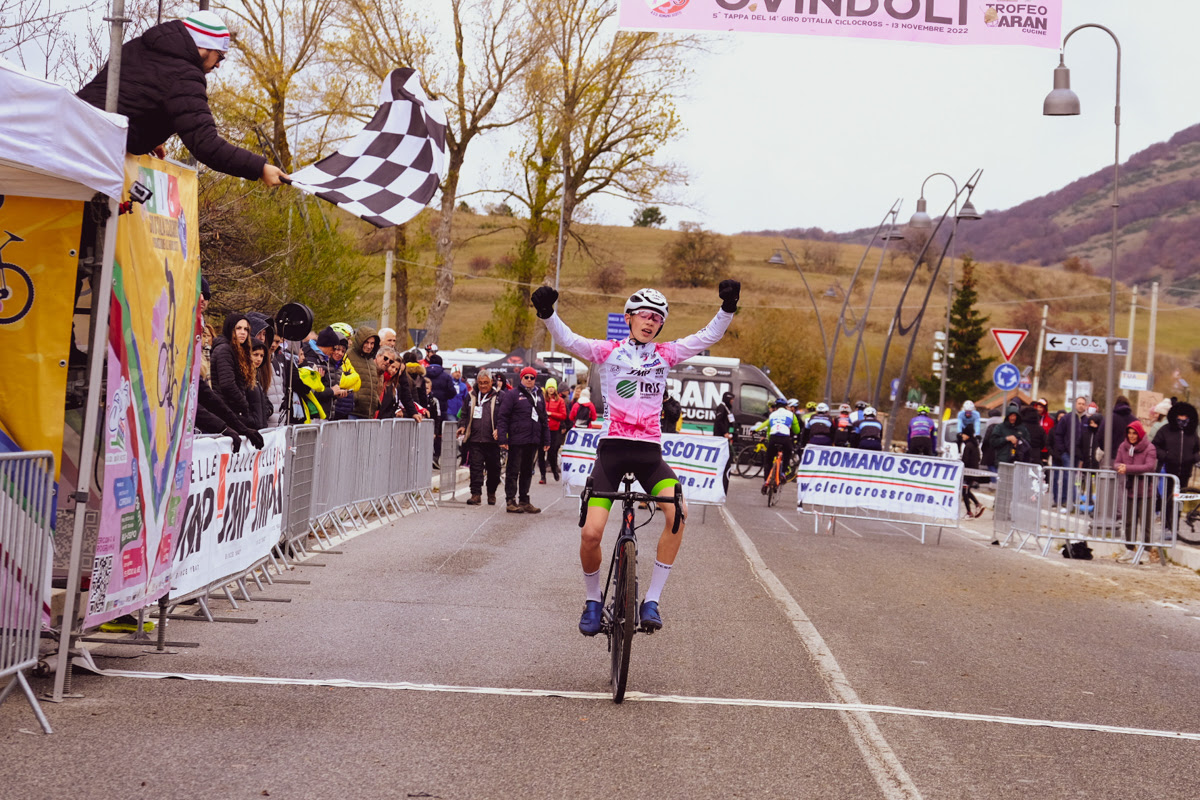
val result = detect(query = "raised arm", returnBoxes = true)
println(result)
[658,280,740,365]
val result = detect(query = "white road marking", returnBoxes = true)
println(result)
[775,512,799,532]
[85,666,1200,741]
[721,507,924,800]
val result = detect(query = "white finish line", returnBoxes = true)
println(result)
[85,666,1200,741]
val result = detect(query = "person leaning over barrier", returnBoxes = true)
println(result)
[377,347,418,420]
[458,370,503,506]
[77,10,288,186]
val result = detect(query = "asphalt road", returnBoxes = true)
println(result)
[5,474,1200,799]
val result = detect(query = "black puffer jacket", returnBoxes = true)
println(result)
[77,20,266,180]
[497,387,550,447]
[1153,402,1199,480]
[209,315,252,423]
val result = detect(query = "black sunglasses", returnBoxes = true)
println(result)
[383,357,398,366]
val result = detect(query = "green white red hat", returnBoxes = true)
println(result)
[183,10,230,51]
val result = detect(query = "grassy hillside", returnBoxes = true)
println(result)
[352,213,1200,408]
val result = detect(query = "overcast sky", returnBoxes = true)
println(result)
[466,1,1200,236]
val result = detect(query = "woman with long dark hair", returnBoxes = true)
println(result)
[210,313,254,425]
[246,340,271,429]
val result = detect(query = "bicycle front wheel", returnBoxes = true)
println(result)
[610,538,637,703]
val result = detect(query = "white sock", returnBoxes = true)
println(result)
[644,560,672,604]
[584,568,602,602]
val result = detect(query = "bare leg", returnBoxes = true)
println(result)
[655,496,688,565]
[580,505,611,574]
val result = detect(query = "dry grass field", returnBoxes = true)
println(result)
[352,212,1200,406]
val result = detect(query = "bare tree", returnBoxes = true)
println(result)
[538,1,697,275]
[217,0,343,172]
[334,0,545,344]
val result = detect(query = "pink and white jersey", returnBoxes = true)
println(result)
[543,310,734,443]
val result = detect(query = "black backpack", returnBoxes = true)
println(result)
[575,404,593,428]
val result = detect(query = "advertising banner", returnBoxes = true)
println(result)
[171,430,287,598]
[796,444,962,520]
[561,426,730,504]
[0,195,83,480]
[86,155,200,627]
[619,0,1061,49]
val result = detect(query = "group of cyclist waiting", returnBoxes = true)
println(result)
[750,398,886,493]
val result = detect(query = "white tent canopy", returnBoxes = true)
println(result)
[0,57,127,201]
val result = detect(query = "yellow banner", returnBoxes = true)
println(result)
[0,194,83,477]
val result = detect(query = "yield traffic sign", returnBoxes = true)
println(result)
[991,328,1028,362]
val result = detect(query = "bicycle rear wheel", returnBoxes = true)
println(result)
[734,444,763,478]
[610,538,637,703]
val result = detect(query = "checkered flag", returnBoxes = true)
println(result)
[288,68,446,228]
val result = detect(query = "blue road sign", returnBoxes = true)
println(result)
[993,362,1021,391]
[607,313,630,339]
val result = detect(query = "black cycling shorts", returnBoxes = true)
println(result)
[587,439,678,510]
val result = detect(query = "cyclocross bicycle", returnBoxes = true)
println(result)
[764,452,784,507]
[579,474,684,703]
[732,433,767,478]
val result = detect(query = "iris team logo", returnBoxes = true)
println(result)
[646,0,690,18]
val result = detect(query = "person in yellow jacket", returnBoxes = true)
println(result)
[328,333,362,420]
[296,365,328,423]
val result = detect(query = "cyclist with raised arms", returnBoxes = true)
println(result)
[531,281,741,635]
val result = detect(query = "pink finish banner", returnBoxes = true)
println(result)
[620,1,1061,48]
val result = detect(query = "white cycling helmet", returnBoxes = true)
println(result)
[839,403,851,414]
[864,406,877,416]
[787,398,799,408]
[816,402,829,413]
[962,400,975,412]
[625,288,669,321]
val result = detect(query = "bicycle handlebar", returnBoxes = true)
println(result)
[581,482,686,534]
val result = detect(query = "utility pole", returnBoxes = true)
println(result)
[381,251,393,330]
[1031,303,1048,401]
[1124,286,1137,372]
[1146,281,1159,390]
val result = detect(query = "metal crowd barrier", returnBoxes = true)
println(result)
[0,451,54,734]
[994,462,1179,564]
[438,420,460,500]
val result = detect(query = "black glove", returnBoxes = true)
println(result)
[245,428,265,450]
[531,286,559,319]
[718,279,741,313]
[224,427,242,453]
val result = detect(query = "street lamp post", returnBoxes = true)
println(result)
[908,174,982,418]
[1044,23,1121,468]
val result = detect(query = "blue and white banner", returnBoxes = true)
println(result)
[796,445,962,521]
[561,426,729,504]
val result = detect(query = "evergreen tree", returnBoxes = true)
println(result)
[918,256,990,405]
[945,256,991,404]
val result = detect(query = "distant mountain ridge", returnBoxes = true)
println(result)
[748,122,1200,295]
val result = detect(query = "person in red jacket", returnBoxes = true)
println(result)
[539,378,568,483]
[1114,420,1158,562]
[569,387,598,429]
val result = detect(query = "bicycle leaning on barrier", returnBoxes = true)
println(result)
[579,474,684,703]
